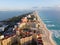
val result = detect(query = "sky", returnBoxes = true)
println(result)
[0,0,60,10]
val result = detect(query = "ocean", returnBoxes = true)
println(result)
[0,10,60,45]
[39,10,60,45]
[0,10,32,21]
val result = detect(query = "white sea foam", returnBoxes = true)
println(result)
[47,24,55,27]
[44,21,52,23]
[51,30,60,38]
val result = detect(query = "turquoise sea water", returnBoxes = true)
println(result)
[39,10,60,45]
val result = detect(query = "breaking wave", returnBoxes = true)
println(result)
[44,21,52,23]
[47,24,55,27]
[51,30,60,38]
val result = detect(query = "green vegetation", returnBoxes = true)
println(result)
[0,12,32,24]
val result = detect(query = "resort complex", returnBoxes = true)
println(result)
[0,11,56,45]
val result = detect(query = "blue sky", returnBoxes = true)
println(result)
[0,0,60,10]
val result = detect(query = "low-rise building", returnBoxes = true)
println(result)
[0,25,8,32]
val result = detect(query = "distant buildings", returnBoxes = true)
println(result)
[0,25,8,32]
[0,35,4,39]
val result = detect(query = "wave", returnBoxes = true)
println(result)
[44,20,52,23]
[47,24,55,27]
[51,30,60,38]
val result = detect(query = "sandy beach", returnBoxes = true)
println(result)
[48,30,57,45]
[34,11,57,45]
[41,21,56,45]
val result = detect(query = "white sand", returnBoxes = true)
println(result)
[48,30,57,45]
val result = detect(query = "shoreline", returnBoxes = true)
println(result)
[35,11,56,45]
[42,22,56,45]
[48,30,57,45]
